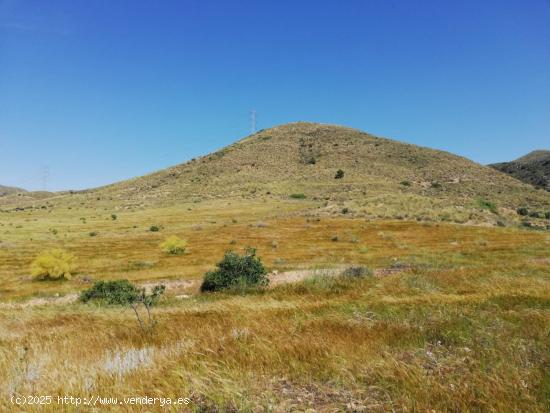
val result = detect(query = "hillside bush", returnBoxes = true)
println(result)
[149,225,160,232]
[200,248,268,292]
[517,207,529,216]
[290,193,306,199]
[30,249,77,280]
[160,235,187,255]
[400,180,411,187]
[335,169,345,179]
[477,199,497,214]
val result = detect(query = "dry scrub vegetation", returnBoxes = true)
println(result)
[0,195,549,412]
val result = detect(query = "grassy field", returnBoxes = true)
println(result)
[1,198,549,411]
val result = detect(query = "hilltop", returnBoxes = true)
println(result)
[2,122,549,224]
[490,150,550,191]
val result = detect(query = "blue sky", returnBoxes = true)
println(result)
[1,0,549,191]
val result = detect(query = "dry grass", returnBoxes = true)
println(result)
[0,195,549,411]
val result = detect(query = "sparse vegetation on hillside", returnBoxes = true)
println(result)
[4,123,547,225]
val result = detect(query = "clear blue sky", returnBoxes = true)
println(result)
[1,0,549,191]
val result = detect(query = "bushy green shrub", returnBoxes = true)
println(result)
[31,249,77,280]
[400,180,411,187]
[477,199,497,214]
[289,193,306,199]
[200,248,268,292]
[80,280,140,305]
[545,212,550,220]
[159,235,187,255]
[111,214,117,220]
[335,169,345,179]
[149,225,160,232]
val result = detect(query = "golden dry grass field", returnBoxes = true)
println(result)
[1,196,550,412]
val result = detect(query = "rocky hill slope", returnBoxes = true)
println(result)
[490,150,550,191]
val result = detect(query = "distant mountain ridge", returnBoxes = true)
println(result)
[489,150,550,192]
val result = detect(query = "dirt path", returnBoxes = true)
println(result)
[0,266,408,309]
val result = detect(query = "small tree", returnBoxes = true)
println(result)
[30,249,77,280]
[200,248,268,292]
[160,236,187,255]
[335,169,345,179]
[80,280,165,335]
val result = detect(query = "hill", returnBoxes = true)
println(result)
[0,184,26,197]
[2,122,549,224]
[489,150,550,191]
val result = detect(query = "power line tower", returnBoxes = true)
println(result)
[250,110,257,133]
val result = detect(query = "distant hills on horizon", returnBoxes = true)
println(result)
[489,150,550,192]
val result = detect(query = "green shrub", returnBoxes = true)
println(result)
[477,199,497,214]
[80,280,139,305]
[289,193,306,199]
[149,225,160,232]
[430,181,442,189]
[30,249,77,280]
[400,180,411,187]
[341,207,349,214]
[89,231,98,237]
[517,207,529,216]
[200,248,268,292]
[335,169,345,179]
[111,214,117,221]
[529,211,541,218]
[545,212,550,220]
[160,235,187,255]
